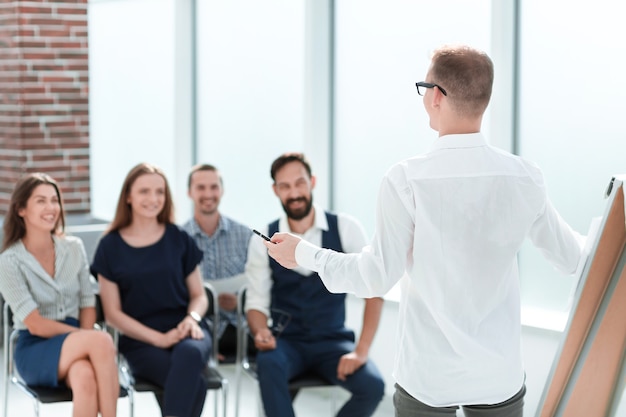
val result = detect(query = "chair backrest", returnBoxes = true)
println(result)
[203,282,220,365]
[236,286,248,366]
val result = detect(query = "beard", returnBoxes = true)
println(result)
[282,195,313,221]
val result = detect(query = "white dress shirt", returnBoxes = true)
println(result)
[245,205,368,317]
[296,133,585,407]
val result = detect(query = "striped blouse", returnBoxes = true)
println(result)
[0,235,96,330]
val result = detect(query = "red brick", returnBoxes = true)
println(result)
[16,40,47,48]
[39,28,72,37]
[20,86,47,94]
[64,20,87,28]
[44,120,75,128]
[25,18,67,26]
[23,96,55,105]
[57,8,87,15]
[57,51,87,59]
[23,52,57,60]
[32,63,66,71]
[40,75,74,83]
[17,6,53,14]
[48,40,82,49]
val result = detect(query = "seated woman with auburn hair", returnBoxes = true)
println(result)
[0,173,119,417]
[91,162,212,417]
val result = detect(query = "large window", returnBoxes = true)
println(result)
[195,0,307,229]
[518,0,626,324]
[334,0,493,236]
[333,0,494,299]
[89,0,178,221]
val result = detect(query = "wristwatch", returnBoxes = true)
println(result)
[188,311,202,323]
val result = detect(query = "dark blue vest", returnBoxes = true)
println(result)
[268,212,351,341]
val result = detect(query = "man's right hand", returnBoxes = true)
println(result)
[253,327,276,351]
[218,293,238,311]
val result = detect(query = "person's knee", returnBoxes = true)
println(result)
[172,341,207,370]
[351,367,385,401]
[369,375,385,400]
[87,330,117,360]
[68,361,97,396]
[256,351,291,384]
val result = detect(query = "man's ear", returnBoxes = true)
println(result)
[272,183,279,197]
[432,87,444,108]
[310,175,316,190]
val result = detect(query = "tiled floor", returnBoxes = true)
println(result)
[0,358,395,417]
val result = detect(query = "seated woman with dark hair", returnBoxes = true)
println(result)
[0,172,119,417]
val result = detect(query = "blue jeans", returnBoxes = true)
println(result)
[256,337,384,417]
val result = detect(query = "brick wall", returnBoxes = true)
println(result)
[0,0,90,215]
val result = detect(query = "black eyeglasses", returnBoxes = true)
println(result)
[415,81,447,96]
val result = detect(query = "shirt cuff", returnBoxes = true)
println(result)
[295,239,322,272]
[80,294,96,309]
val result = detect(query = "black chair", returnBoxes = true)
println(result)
[113,282,228,417]
[235,286,337,417]
[2,299,130,417]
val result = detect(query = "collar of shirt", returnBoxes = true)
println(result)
[276,204,327,274]
[277,204,328,236]
[16,235,66,282]
[430,132,487,152]
[188,214,230,239]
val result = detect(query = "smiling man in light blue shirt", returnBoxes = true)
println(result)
[183,163,252,360]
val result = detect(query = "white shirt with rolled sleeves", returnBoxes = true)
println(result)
[295,133,586,407]
[244,205,369,317]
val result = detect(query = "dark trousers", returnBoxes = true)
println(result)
[393,383,526,417]
[256,337,385,417]
[124,329,212,417]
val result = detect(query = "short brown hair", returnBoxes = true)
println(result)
[107,163,175,233]
[187,163,222,189]
[2,173,66,252]
[270,153,312,182]
[429,45,494,118]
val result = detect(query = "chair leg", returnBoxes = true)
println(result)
[221,380,229,417]
[214,389,218,417]
[128,388,135,417]
[256,389,265,417]
[2,372,8,417]
[126,387,135,417]
[33,398,40,417]
[234,368,241,417]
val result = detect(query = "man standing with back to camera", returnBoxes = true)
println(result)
[245,152,385,417]
[264,45,586,417]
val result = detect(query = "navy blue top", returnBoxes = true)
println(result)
[91,224,203,351]
[268,212,352,342]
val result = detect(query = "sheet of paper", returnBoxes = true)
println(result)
[209,273,247,294]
